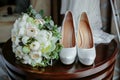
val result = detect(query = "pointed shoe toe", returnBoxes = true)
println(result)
[77,12,96,66]
[59,11,76,65]
[60,47,76,65]
[78,47,96,66]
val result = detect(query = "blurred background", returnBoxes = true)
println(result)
[0,0,119,80]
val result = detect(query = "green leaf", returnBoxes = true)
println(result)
[38,24,43,30]
[27,38,36,44]
[39,10,44,17]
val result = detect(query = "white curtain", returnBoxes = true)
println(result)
[61,0,102,30]
[60,0,114,44]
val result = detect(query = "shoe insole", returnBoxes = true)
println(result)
[78,20,93,48]
[62,14,75,48]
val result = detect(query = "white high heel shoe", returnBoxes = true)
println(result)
[77,12,96,66]
[59,11,76,65]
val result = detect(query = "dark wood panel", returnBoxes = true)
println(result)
[50,0,62,26]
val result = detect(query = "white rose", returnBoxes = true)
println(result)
[30,51,42,59]
[26,26,38,37]
[23,54,32,64]
[22,14,29,21]
[44,41,50,48]
[34,19,44,25]
[12,43,17,53]
[12,23,19,36]
[15,37,20,45]
[13,19,19,29]
[39,30,47,37]
[38,19,45,25]
[34,58,42,63]
[18,21,26,28]
[15,46,23,58]
[11,35,16,42]
[22,36,29,44]
[30,41,40,51]
[51,37,58,43]
[47,31,52,39]
[18,27,25,36]
[36,36,47,44]
[36,30,50,42]
[11,29,17,36]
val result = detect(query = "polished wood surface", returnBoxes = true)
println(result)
[5,60,115,80]
[2,39,118,80]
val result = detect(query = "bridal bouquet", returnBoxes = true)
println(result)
[11,7,62,67]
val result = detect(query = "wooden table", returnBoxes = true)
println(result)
[2,39,118,80]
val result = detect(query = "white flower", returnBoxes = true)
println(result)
[15,46,23,58]
[47,31,52,39]
[18,21,26,28]
[42,30,52,38]
[44,41,50,48]
[30,41,40,51]
[11,25,19,37]
[26,26,38,37]
[38,19,45,25]
[51,37,58,43]
[23,54,32,64]
[22,36,29,44]
[18,27,25,36]
[13,19,19,29]
[41,41,52,53]
[29,51,42,59]
[35,30,52,43]
[34,58,42,64]
[11,35,16,42]
[36,35,47,43]
[22,14,29,21]
[15,36,20,45]
[15,17,26,29]
[12,43,17,52]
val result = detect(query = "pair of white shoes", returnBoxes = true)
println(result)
[59,11,96,66]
